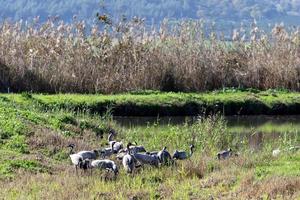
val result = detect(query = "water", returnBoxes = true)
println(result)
[114,115,300,129]
[114,115,300,150]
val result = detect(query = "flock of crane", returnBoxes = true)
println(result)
[68,130,234,176]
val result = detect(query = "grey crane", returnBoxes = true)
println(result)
[109,141,123,153]
[133,153,159,167]
[146,151,159,156]
[99,147,114,158]
[69,153,84,174]
[123,142,158,167]
[117,142,145,160]
[69,153,91,174]
[107,130,123,153]
[122,154,135,173]
[122,143,136,173]
[107,130,115,142]
[77,150,99,160]
[91,159,119,175]
[173,145,195,160]
[116,149,127,160]
[67,144,99,160]
[67,144,75,154]
[157,147,172,165]
[217,148,232,160]
[79,159,91,174]
[99,141,118,158]
[127,142,146,153]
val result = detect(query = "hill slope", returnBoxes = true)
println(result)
[1,0,300,27]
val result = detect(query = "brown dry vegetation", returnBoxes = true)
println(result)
[1,151,299,200]
[237,174,300,199]
[1,18,300,93]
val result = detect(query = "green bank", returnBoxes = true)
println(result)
[0,92,299,199]
[2,89,300,116]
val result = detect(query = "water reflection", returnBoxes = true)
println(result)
[114,115,300,149]
[248,131,263,150]
[114,115,300,128]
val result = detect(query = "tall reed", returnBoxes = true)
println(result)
[1,18,300,93]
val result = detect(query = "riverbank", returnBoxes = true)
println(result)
[0,94,299,199]
[2,89,300,116]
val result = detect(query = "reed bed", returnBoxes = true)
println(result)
[0,18,300,93]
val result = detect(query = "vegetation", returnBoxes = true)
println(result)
[2,89,300,116]
[0,94,299,199]
[1,17,300,93]
[1,2,299,198]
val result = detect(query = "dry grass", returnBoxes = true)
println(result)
[1,18,300,93]
[0,152,299,200]
[237,174,300,199]
[28,126,96,153]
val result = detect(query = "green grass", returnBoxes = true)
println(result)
[0,158,46,177]
[255,153,300,179]
[0,92,299,199]
[0,96,111,177]
[2,89,300,116]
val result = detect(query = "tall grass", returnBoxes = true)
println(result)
[0,18,300,93]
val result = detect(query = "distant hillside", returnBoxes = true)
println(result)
[1,0,300,28]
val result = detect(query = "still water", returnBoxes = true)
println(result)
[114,115,300,149]
[114,115,300,128]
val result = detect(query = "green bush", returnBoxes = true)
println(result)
[0,104,27,139]
[0,159,46,177]
[4,135,29,154]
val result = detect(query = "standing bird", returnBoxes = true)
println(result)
[217,148,233,160]
[107,130,123,153]
[69,154,91,174]
[69,153,84,174]
[122,144,136,174]
[122,154,135,173]
[67,144,76,154]
[157,146,172,165]
[126,142,158,167]
[91,159,119,175]
[107,130,116,142]
[68,144,93,175]
[173,145,195,160]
